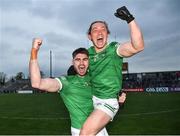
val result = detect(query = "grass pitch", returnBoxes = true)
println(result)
[0,92,179,135]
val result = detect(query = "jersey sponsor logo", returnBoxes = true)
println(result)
[83,81,90,87]
[92,52,106,62]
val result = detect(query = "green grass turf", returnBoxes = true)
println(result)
[107,92,180,135]
[0,92,179,135]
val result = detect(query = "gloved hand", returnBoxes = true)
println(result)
[114,6,134,24]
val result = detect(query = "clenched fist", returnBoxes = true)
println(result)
[31,38,42,60]
[119,92,126,103]
[32,38,42,50]
[114,6,134,24]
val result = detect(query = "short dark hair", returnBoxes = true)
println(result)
[72,47,89,59]
[68,48,89,75]
[67,65,76,75]
[87,20,110,35]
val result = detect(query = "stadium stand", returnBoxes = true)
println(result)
[122,71,180,88]
[0,79,44,93]
[0,71,179,93]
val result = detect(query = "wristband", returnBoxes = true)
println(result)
[30,48,38,60]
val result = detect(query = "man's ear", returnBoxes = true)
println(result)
[88,34,92,41]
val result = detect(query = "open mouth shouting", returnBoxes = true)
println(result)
[78,65,87,75]
[95,36,105,49]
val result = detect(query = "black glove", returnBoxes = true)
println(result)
[114,6,134,24]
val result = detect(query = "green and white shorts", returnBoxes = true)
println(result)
[92,96,119,120]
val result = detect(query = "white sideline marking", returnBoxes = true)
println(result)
[120,109,180,117]
[0,116,69,120]
[0,109,179,120]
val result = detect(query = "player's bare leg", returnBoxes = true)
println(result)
[80,109,111,135]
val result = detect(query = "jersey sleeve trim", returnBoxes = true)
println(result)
[116,43,123,57]
[55,78,63,92]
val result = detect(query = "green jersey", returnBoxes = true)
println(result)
[88,42,123,99]
[57,74,93,129]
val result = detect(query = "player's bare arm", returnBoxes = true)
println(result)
[115,6,144,57]
[29,38,60,92]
